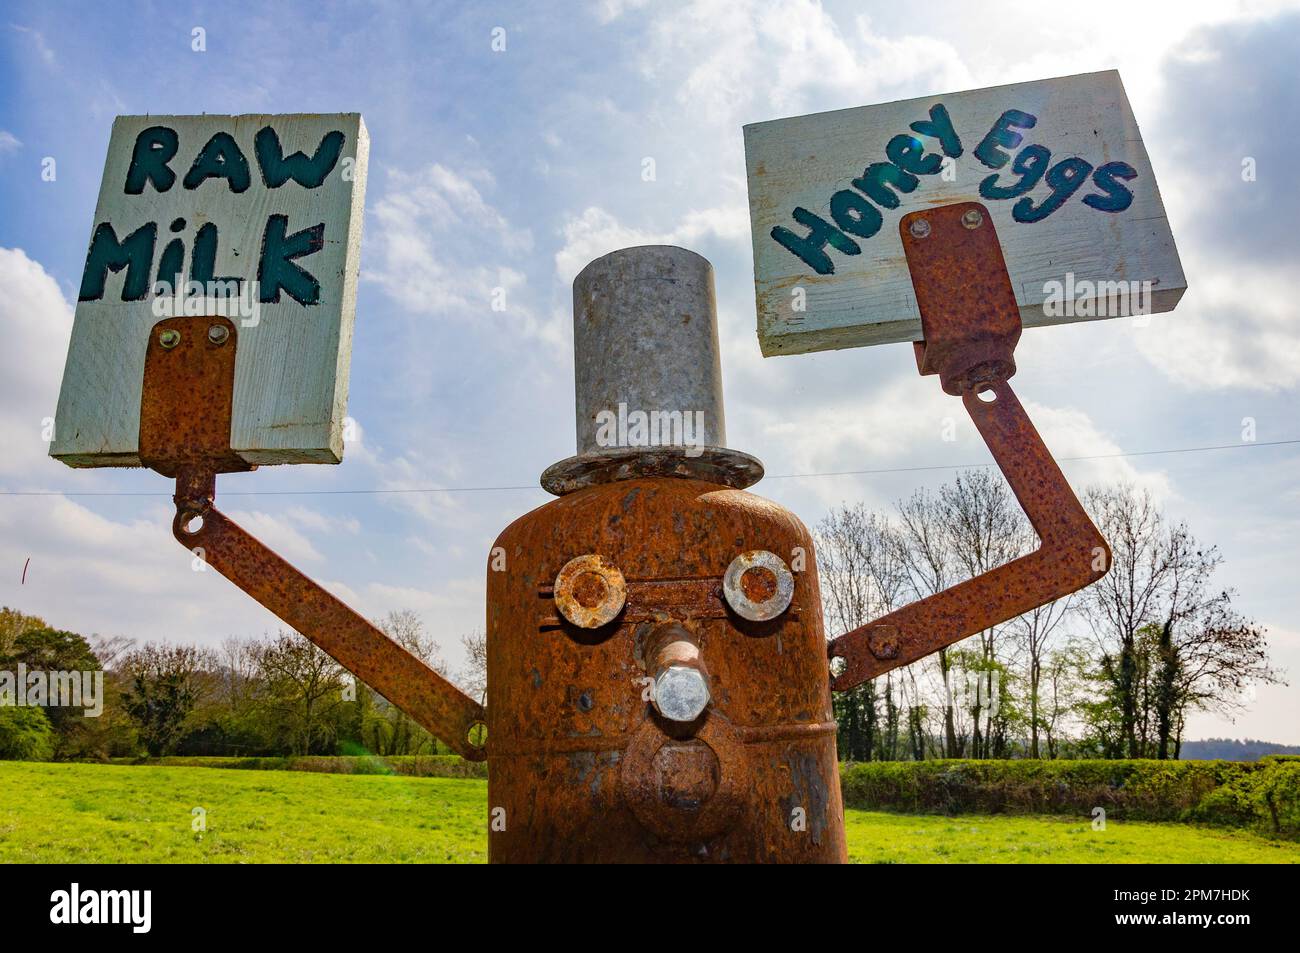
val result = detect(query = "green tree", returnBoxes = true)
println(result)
[0,607,48,657]
[253,633,349,756]
[0,706,54,760]
[120,644,212,757]
[0,626,102,755]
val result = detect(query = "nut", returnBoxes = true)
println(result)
[553,554,626,628]
[208,324,230,345]
[158,329,181,349]
[961,208,984,230]
[908,217,931,239]
[653,664,710,722]
[722,550,794,621]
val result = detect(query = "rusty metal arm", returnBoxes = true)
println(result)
[826,202,1112,693]
[171,469,488,760]
[139,316,487,761]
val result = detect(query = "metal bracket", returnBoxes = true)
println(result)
[140,315,488,760]
[827,203,1112,692]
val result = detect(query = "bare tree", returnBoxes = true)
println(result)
[379,609,447,674]
[459,630,487,705]
[1041,643,1086,759]
[1081,484,1281,757]
[365,610,449,755]
[1013,596,1073,757]
[892,471,1032,757]
[89,634,135,669]
[937,470,1032,757]
[893,487,959,756]
[818,503,908,761]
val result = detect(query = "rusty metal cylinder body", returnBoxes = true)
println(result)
[486,244,845,862]
[485,477,846,862]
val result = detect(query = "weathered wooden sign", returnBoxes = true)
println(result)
[51,113,368,466]
[744,70,1185,356]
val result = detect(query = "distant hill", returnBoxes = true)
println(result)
[1180,738,1300,761]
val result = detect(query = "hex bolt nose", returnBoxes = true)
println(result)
[208,324,230,345]
[643,622,711,723]
[909,217,931,239]
[654,664,711,722]
[961,208,984,230]
[158,329,181,349]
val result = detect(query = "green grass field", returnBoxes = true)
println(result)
[2,761,1296,863]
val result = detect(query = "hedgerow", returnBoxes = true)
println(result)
[839,758,1299,840]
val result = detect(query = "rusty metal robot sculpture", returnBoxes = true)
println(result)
[150,202,1109,864]
[487,246,845,862]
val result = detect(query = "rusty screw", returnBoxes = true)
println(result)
[554,554,626,628]
[208,324,230,345]
[722,550,794,621]
[909,217,931,239]
[158,329,181,349]
[961,208,984,230]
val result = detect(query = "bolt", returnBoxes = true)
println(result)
[644,622,711,723]
[909,217,931,239]
[867,625,900,660]
[654,664,710,722]
[208,324,230,345]
[961,208,984,230]
[158,329,181,349]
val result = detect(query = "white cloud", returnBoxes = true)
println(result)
[0,248,74,481]
[1022,399,1172,501]
[0,131,20,155]
[632,0,972,127]
[10,25,56,67]
[555,203,749,285]
[365,162,566,348]
[0,492,284,644]
[593,0,652,24]
[1130,257,1300,392]
[221,509,326,564]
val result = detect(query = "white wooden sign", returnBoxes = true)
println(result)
[744,70,1185,356]
[51,113,368,466]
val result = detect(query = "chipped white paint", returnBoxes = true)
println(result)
[51,113,368,466]
[744,71,1185,356]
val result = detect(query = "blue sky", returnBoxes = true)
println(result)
[1,0,1298,742]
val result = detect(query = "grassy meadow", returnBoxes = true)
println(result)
[2,760,1298,863]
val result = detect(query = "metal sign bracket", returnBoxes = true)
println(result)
[827,202,1112,692]
[138,315,488,760]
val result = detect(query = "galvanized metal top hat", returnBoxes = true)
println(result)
[540,245,764,496]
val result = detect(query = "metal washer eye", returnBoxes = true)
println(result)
[553,554,627,628]
[722,550,794,621]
